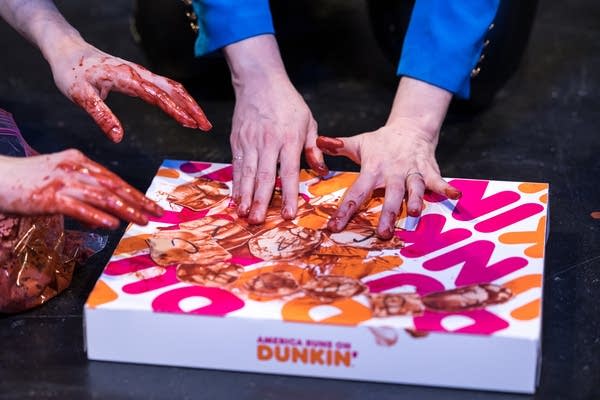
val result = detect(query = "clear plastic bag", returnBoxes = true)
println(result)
[0,109,107,313]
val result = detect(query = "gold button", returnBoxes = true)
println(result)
[488,23,495,31]
[186,11,197,21]
[483,39,490,48]
[471,67,481,78]
[479,54,485,62]
[190,22,199,33]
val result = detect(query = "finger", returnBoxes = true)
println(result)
[59,196,120,229]
[70,85,124,143]
[62,185,149,226]
[162,77,212,131]
[248,146,278,224]
[75,158,164,217]
[304,120,328,176]
[230,136,243,206]
[95,64,198,129]
[279,144,302,220]
[422,163,462,200]
[377,179,405,239]
[237,149,259,218]
[327,171,375,232]
[316,135,361,164]
[125,62,212,131]
[406,172,426,217]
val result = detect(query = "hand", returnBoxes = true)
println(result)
[317,122,460,240]
[317,77,461,239]
[48,41,211,142]
[224,35,327,225]
[0,149,163,229]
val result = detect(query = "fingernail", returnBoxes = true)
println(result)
[200,120,213,131]
[248,212,263,225]
[377,226,394,240]
[317,164,329,176]
[445,187,462,200]
[110,127,123,143]
[327,217,343,232]
[238,204,250,217]
[153,205,164,217]
[105,219,120,230]
[229,195,241,208]
[282,205,294,220]
[408,208,421,217]
[327,218,336,231]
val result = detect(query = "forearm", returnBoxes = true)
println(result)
[0,0,85,66]
[386,77,453,137]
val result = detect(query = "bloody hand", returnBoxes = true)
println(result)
[0,149,163,229]
[50,43,211,142]
[317,125,461,240]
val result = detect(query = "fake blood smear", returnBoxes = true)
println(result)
[316,136,344,155]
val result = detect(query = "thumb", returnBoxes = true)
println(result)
[316,135,361,165]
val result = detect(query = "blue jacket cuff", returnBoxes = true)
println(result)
[397,0,500,99]
[192,0,275,56]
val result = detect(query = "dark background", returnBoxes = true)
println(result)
[0,0,599,399]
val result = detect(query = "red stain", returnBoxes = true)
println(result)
[304,147,329,175]
[316,136,344,155]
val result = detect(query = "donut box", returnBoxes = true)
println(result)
[84,160,549,394]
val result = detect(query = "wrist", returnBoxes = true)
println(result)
[40,28,87,69]
[386,77,452,136]
[223,34,289,89]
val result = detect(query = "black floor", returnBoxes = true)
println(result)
[1,1,599,399]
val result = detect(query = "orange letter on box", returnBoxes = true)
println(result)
[335,351,352,367]
[292,347,308,363]
[257,345,273,361]
[275,346,290,362]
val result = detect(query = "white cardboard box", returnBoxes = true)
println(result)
[85,160,549,393]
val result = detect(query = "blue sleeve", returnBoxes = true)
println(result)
[192,0,275,56]
[397,0,500,99]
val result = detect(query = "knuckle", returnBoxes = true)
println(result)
[241,165,256,178]
[255,170,274,183]
[63,148,85,160]
[170,81,184,91]
[279,168,299,180]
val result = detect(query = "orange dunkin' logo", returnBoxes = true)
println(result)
[256,337,357,367]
